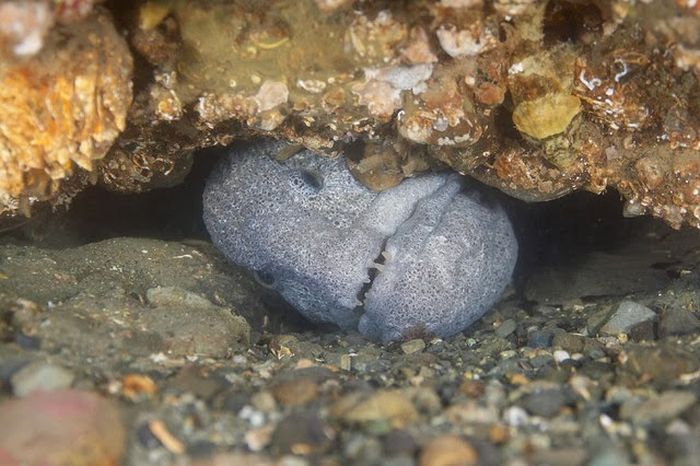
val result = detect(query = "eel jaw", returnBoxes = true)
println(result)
[352,174,467,342]
[351,175,459,317]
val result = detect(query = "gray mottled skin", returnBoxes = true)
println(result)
[203,139,518,343]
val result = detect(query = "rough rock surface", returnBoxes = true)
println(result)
[0,237,288,363]
[0,7,132,214]
[115,0,700,229]
[0,1,698,230]
[203,139,518,342]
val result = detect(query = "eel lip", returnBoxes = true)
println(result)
[353,173,461,314]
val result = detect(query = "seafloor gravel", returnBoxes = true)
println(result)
[0,218,699,465]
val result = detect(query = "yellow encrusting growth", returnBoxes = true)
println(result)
[512,93,582,140]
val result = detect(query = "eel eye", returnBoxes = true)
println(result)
[300,169,324,191]
[254,270,276,288]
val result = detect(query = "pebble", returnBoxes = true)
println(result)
[626,343,700,383]
[664,420,699,465]
[553,350,571,363]
[245,425,274,452]
[382,429,417,456]
[140,286,252,357]
[340,354,352,371]
[495,319,517,338]
[534,449,588,465]
[588,446,631,466]
[185,440,216,458]
[384,456,416,466]
[15,333,41,350]
[489,424,509,444]
[503,406,529,426]
[446,401,499,425]
[409,387,442,415]
[527,328,555,348]
[587,307,614,335]
[530,354,555,368]
[167,366,220,399]
[351,347,390,372]
[419,435,478,466]
[599,301,656,336]
[345,435,382,463]
[190,453,276,466]
[460,380,486,398]
[622,390,697,424]
[521,389,567,417]
[239,405,267,428]
[552,333,586,353]
[271,413,332,455]
[271,378,319,407]
[10,361,75,397]
[0,352,30,386]
[251,391,278,412]
[479,336,513,354]
[332,390,418,429]
[278,457,310,466]
[0,390,125,465]
[658,308,700,337]
[401,338,426,354]
[629,319,656,341]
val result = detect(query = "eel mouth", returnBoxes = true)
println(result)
[355,242,389,307]
[352,173,462,313]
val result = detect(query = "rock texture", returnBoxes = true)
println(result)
[0,6,132,215]
[0,1,698,230]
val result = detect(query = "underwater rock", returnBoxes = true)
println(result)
[0,238,286,363]
[0,8,132,215]
[1,1,698,230]
[0,389,125,466]
[203,139,518,343]
[115,0,697,229]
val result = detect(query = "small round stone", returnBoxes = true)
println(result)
[400,338,426,354]
[10,361,75,397]
[419,435,478,466]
